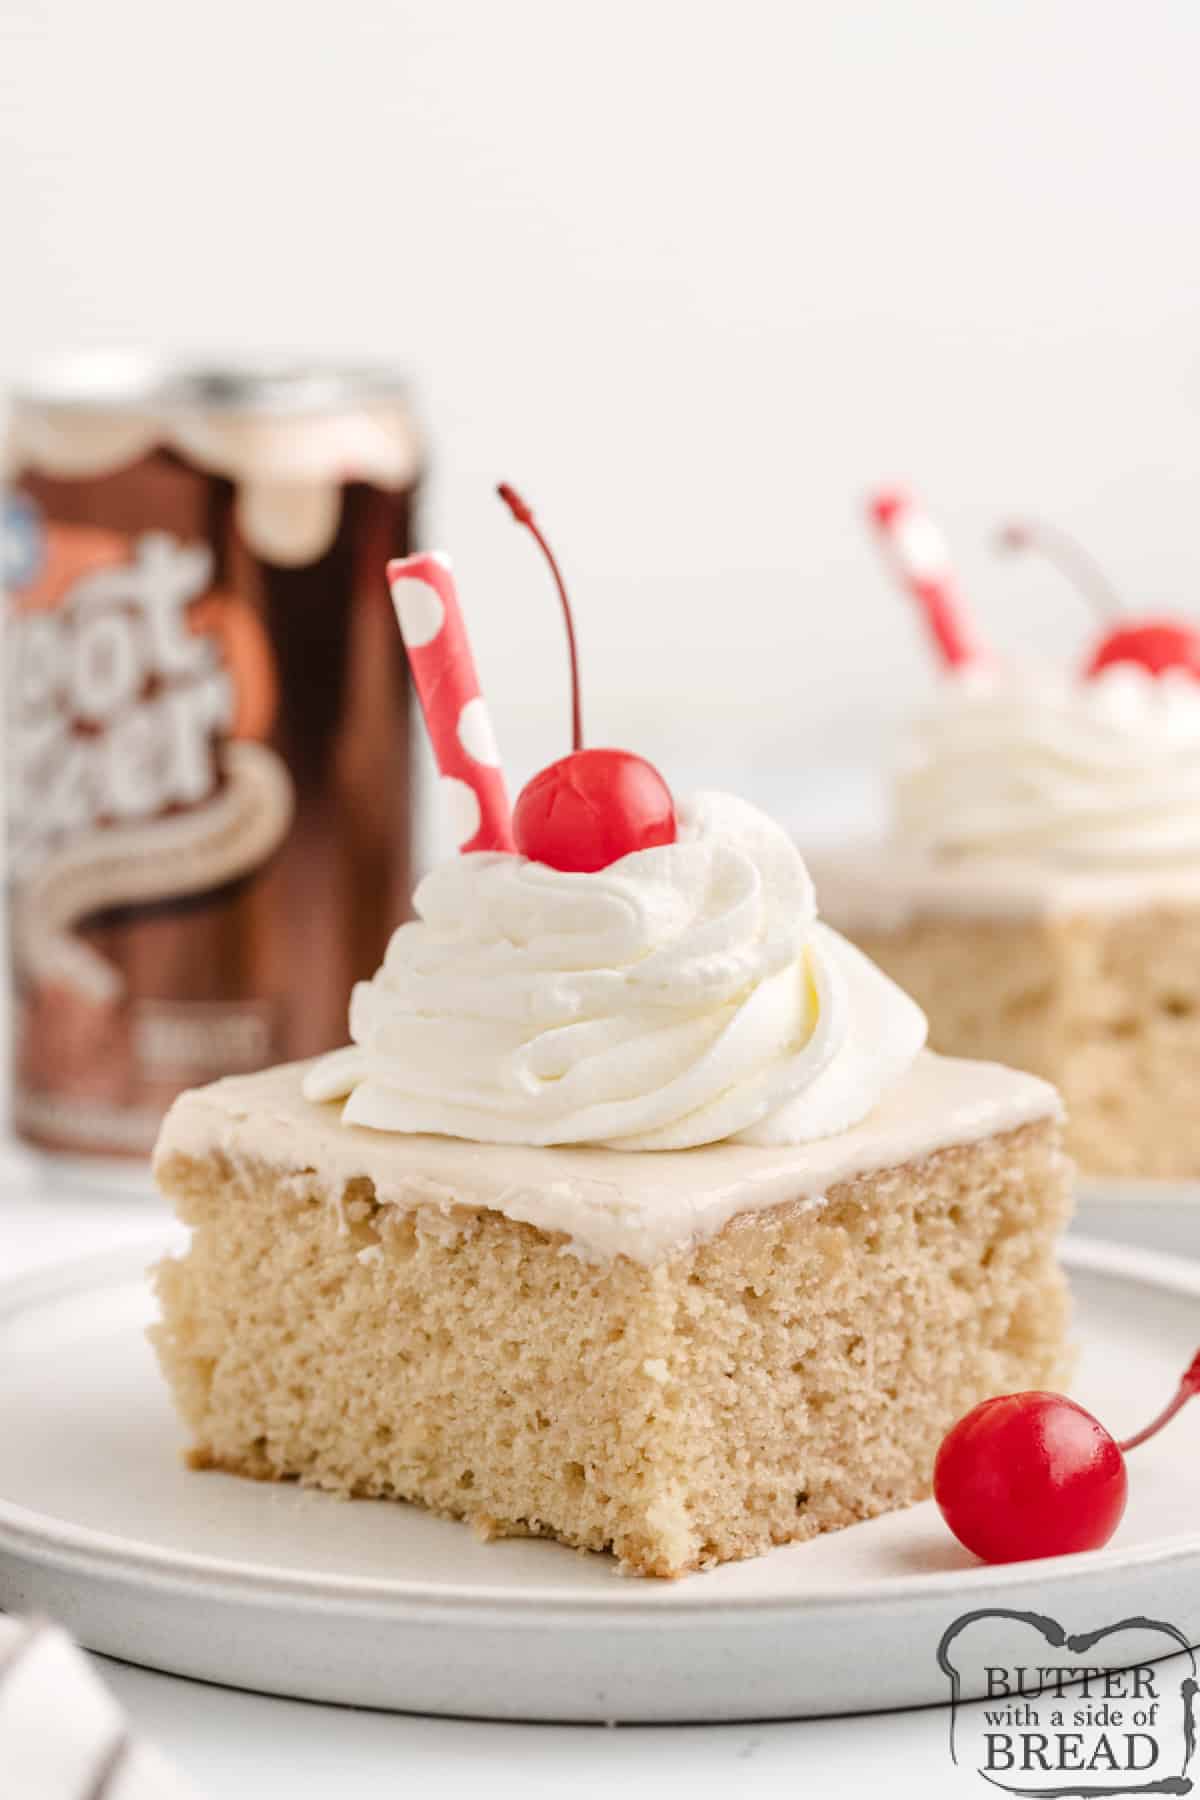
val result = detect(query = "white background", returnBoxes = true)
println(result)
[3,8,1200,1792]
[4,0,1200,813]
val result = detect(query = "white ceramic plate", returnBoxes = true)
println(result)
[0,1237,1197,1723]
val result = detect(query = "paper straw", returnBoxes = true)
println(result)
[387,552,515,853]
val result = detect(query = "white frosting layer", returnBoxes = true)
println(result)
[156,1052,1061,1264]
[809,842,1200,929]
[303,792,927,1151]
[896,663,1200,864]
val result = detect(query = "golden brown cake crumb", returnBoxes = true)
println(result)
[152,1115,1070,1578]
[847,907,1200,1178]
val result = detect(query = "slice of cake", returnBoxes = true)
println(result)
[846,487,1200,1180]
[153,532,1071,1577]
[152,1050,1067,1579]
[811,848,1200,1181]
[811,656,1200,1180]
[152,780,1071,1578]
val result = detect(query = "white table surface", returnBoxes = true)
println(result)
[1,1156,1192,1800]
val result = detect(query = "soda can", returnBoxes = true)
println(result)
[3,355,422,1161]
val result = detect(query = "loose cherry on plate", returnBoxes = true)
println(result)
[933,1346,1200,1564]
[998,519,1200,681]
[497,483,677,873]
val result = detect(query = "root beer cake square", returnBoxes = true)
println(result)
[151,501,1072,1576]
[823,489,1200,1179]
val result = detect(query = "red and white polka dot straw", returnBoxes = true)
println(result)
[387,552,516,853]
[868,488,988,669]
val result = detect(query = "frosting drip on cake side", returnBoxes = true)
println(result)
[896,663,1200,865]
[304,791,927,1150]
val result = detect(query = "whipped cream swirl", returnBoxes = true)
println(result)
[304,792,926,1151]
[896,663,1200,864]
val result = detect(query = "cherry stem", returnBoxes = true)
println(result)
[996,519,1123,623]
[1118,1347,1200,1454]
[497,483,583,753]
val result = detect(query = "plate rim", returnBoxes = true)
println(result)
[1,1233,1198,1620]
[1076,1176,1200,1207]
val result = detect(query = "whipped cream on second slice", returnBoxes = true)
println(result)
[304,791,927,1150]
[897,662,1200,865]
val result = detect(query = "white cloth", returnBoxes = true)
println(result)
[0,1615,194,1800]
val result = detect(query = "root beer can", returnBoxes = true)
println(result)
[3,356,422,1160]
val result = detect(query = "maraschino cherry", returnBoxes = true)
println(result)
[999,519,1200,681]
[934,1347,1200,1564]
[1086,621,1200,680]
[497,483,677,873]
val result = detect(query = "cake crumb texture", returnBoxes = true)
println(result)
[848,907,1200,1178]
[152,1123,1070,1577]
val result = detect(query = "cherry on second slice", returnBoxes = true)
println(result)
[934,1348,1200,1564]
[1085,620,1200,681]
[998,520,1200,681]
[498,482,678,873]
